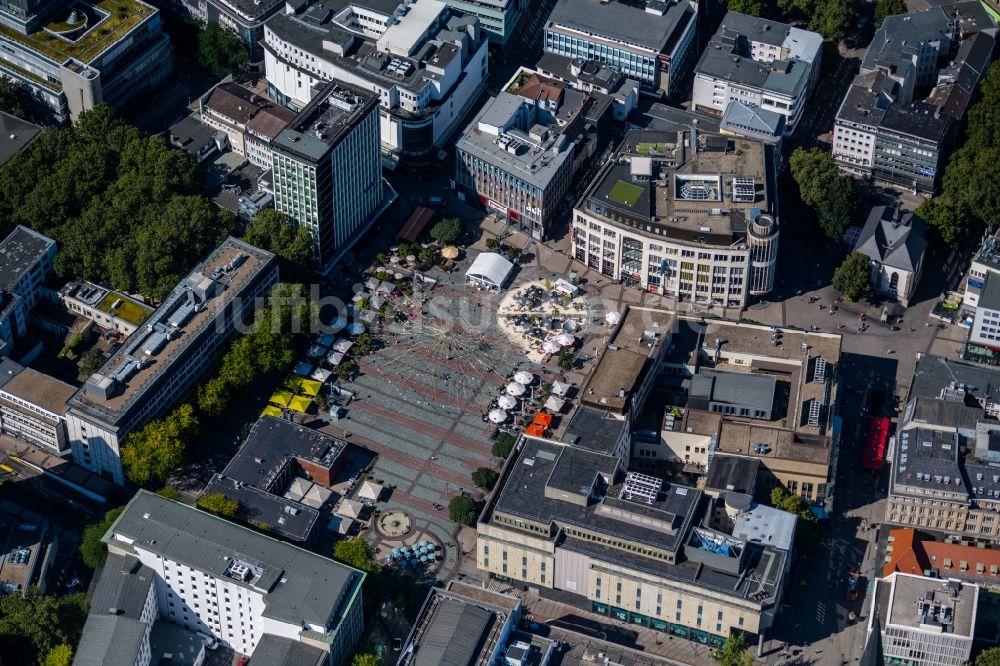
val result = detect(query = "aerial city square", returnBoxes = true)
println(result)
[0,0,996,664]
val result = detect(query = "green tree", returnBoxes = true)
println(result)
[557,350,575,370]
[243,209,315,277]
[448,496,478,526]
[472,467,498,490]
[808,0,855,43]
[197,493,239,517]
[197,23,247,78]
[712,632,754,666]
[121,403,199,485]
[352,654,381,666]
[0,76,31,121]
[832,252,872,303]
[429,217,462,244]
[333,538,379,574]
[770,486,818,524]
[975,646,1000,666]
[790,147,855,239]
[491,433,516,458]
[726,0,766,15]
[79,349,106,376]
[875,0,906,25]
[197,376,230,417]
[916,196,969,248]
[80,506,124,569]
[0,589,88,664]
[42,644,74,666]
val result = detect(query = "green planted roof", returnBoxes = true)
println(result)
[607,180,644,207]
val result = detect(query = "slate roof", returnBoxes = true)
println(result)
[720,101,784,142]
[854,205,927,272]
[105,491,364,631]
[73,615,149,666]
[248,634,327,666]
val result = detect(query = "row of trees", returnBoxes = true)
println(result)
[0,106,235,301]
[121,283,310,486]
[916,65,1000,247]
[725,0,855,42]
[789,147,857,240]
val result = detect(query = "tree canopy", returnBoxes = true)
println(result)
[712,632,754,666]
[919,66,1000,247]
[832,252,872,303]
[975,646,1000,666]
[0,77,38,123]
[197,23,248,78]
[491,433,516,459]
[243,209,315,279]
[448,496,478,526]
[80,506,125,569]
[789,147,856,239]
[351,653,380,666]
[42,644,74,666]
[0,589,88,665]
[725,0,766,16]
[0,106,234,301]
[875,0,906,25]
[429,217,463,244]
[196,493,239,517]
[121,403,199,486]
[333,538,379,575]
[472,467,498,490]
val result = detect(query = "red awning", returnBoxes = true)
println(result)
[533,412,553,428]
[524,424,546,436]
[398,207,434,243]
[863,416,890,472]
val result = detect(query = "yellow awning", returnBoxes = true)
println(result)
[288,395,312,413]
[270,390,294,406]
[260,405,283,418]
[297,379,322,396]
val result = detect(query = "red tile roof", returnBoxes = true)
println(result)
[885,527,1000,580]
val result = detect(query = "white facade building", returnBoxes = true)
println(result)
[0,225,55,357]
[691,12,822,136]
[572,130,779,308]
[868,573,977,666]
[95,491,365,664]
[263,0,488,166]
[0,358,75,455]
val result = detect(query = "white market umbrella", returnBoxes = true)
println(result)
[556,333,575,347]
[606,311,622,325]
[488,409,508,424]
[506,382,526,397]
[390,256,399,264]
[514,371,534,385]
[497,395,517,410]
[347,323,366,335]
[542,340,561,354]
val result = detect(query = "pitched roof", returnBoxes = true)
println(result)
[73,615,148,666]
[884,527,1000,581]
[854,205,927,272]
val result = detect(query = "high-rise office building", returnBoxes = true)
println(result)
[271,80,388,273]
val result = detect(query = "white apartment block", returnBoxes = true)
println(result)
[65,239,278,484]
[692,12,822,136]
[95,491,365,665]
[263,0,489,165]
[868,573,977,666]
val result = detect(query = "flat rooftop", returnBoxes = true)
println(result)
[249,634,326,666]
[716,421,831,466]
[67,237,276,428]
[202,474,320,543]
[106,491,364,631]
[490,438,700,556]
[222,417,348,490]
[0,225,54,292]
[0,365,76,417]
[272,80,378,163]
[399,583,517,666]
[909,354,1000,403]
[700,318,841,367]
[560,405,629,455]
[705,454,760,495]
[732,503,796,552]
[584,129,770,244]
[581,307,674,413]
[456,92,574,191]
[545,0,695,53]
[0,0,158,65]
[881,573,977,637]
